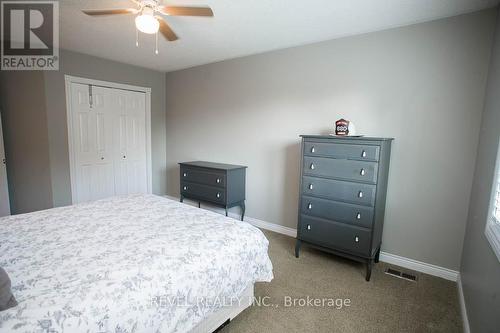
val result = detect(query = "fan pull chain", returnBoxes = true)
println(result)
[155,31,159,55]
[135,28,139,47]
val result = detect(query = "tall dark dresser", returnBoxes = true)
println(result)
[295,135,393,281]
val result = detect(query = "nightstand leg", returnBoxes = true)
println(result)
[240,202,245,221]
[375,246,381,263]
[295,240,301,258]
[366,260,373,281]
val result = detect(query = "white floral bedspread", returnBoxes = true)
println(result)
[0,194,273,333]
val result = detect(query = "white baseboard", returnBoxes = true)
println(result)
[378,252,459,281]
[243,215,297,238]
[457,274,471,333]
[165,195,459,281]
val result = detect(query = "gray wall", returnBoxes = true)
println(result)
[0,50,167,213]
[43,50,167,207]
[0,72,54,213]
[460,7,500,333]
[165,9,496,270]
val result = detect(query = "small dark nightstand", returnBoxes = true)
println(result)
[179,161,247,221]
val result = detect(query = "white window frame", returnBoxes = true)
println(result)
[485,138,500,262]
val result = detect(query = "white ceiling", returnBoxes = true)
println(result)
[60,0,499,72]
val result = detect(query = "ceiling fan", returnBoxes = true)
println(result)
[82,0,213,53]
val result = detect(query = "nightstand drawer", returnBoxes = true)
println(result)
[181,181,225,204]
[302,176,376,206]
[304,142,380,161]
[303,156,378,184]
[301,196,374,228]
[180,167,226,188]
[299,215,371,256]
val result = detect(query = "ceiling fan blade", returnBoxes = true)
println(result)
[82,8,138,16]
[157,17,178,41]
[159,6,214,17]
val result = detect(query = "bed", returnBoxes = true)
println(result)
[0,194,273,332]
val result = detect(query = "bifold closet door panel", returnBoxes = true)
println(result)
[70,83,147,203]
[112,89,148,195]
[0,116,10,216]
[71,83,115,202]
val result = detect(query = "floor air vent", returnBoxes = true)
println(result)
[385,268,418,282]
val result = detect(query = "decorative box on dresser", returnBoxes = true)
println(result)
[295,135,393,281]
[179,161,247,221]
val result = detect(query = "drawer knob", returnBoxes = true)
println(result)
[183,172,187,177]
[355,236,359,243]
[309,184,313,190]
[183,186,188,191]
[361,150,367,158]
[216,193,221,198]
[307,224,311,230]
[307,203,312,210]
[216,178,221,183]
[356,213,361,220]
[360,168,366,176]
[311,147,315,153]
[358,191,363,198]
[310,163,315,170]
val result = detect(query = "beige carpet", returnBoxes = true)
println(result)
[221,230,462,333]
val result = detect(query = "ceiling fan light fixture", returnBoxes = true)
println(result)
[135,7,159,34]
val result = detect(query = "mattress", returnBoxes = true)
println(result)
[0,194,273,333]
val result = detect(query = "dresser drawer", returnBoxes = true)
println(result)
[181,181,225,204]
[303,156,378,184]
[180,167,226,188]
[304,142,380,161]
[301,196,374,228]
[299,215,371,256]
[302,176,376,206]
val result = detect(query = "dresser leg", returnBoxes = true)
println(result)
[295,240,301,258]
[374,247,381,263]
[240,202,245,221]
[365,260,373,281]
[180,195,184,203]
[198,202,201,208]
[225,208,228,217]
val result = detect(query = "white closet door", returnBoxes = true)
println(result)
[71,83,115,202]
[0,116,10,216]
[113,89,147,195]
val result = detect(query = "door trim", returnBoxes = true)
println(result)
[64,75,153,204]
